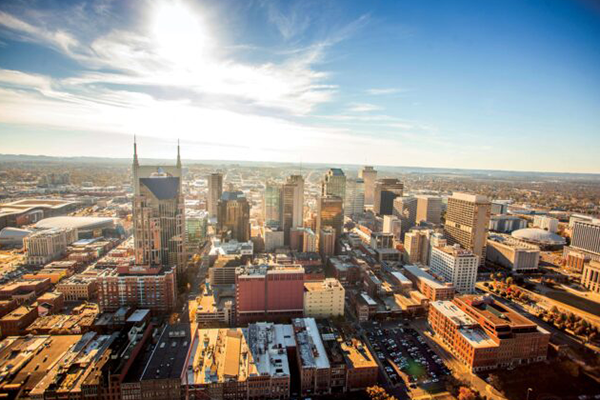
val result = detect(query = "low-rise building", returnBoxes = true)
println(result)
[403,265,455,301]
[293,318,332,397]
[486,234,540,272]
[0,305,38,337]
[56,275,98,301]
[582,260,600,294]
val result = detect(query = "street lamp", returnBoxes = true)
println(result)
[526,388,533,400]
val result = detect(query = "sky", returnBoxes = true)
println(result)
[0,0,599,173]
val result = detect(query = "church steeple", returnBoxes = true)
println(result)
[176,138,181,169]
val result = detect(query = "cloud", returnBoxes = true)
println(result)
[366,87,405,95]
[347,102,381,112]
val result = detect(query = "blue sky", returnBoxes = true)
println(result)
[0,0,599,172]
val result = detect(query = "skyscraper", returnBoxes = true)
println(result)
[416,195,442,225]
[217,191,251,242]
[263,181,281,227]
[373,178,403,215]
[322,168,346,202]
[344,178,365,217]
[359,166,377,206]
[316,195,344,241]
[280,175,304,245]
[132,138,186,272]
[207,172,223,218]
[443,192,491,263]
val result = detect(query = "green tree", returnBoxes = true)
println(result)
[366,386,398,400]
[458,387,477,400]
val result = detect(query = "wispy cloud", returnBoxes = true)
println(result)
[347,102,381,112]
[366,87,406,95]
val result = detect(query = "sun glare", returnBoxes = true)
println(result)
[151,1,211,67]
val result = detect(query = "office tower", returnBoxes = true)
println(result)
[132,139,186,271]
[316,196,343,241]
[443,192,491,263]
[263,181,281,226]
[280,175,304,245]
[235,265,304,323]
[373,178,403,215]
[217,191,251,242]
[429,245,479,293]
[403,230,431,265]
[207,172,223,218]
[321,168,346,201]
[383,215,402,240]
[303,278,345,318]
[319,227,336,259]
[359,166,377,205]
[571,220,600,256]
[344,178,365,217]
[416,195,442,225]
[393,196,417,238]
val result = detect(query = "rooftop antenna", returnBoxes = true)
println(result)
[133,134,139,166]
[176,138,181,168]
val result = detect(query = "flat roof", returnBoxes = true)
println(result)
[403,265,450,290]
[391,271,411,285]
[293,318,330,370]
[430,301,478,327]
[35,216,114,230]
[141,324,191,381]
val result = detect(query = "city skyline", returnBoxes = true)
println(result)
[1,0,599,173]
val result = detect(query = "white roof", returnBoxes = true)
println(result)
[35,216,115,230]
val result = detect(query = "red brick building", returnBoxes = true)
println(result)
[235,265,304,324]
[97,265,176,313]
[0,305,38,337]
[428,296,549,372]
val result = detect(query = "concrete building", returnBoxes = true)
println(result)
[444,192,491,264]
[403,229,432,265]
[428,296,549,372]
[97,265,177,313]
[235,265,305,324]
[263,227,285,252]
[373,178,403,215]
[319,227,336,260]
[303,278,345,318]
[359,166,377,206]
[290,227,317,252]
[582,260,600,294]
[208,172,223,218]
[533,216,559,233]
[403,265,455,301]
[24,228,76,265]
[132,139,186,271]
[293,318,332,397]
[393,196,417,239]
[486,234,540,272]
[416,195,442,225]
[491,201,510,215]
[489,215,527,233]
[370,232,394,250]
[429,245,479,293]
[344,178,365,217]
[56,275,98,301]
[382,215,402,240]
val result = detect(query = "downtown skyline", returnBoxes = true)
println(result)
[0,0,599,173]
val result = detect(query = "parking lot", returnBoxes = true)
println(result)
[364,322,450,394]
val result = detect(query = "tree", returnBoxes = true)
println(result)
[506,277,514,286]
[366,386,398,400]
[458,387,477,400]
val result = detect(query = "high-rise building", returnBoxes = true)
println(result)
[235,265,305,323]
[319,227,336,260]
[207,172,223,218]
[132,139,186,271]
[344,178,365,217]
[533,216,559,233]
[263,181,281,227]
[373,178,403,215]
[571,220,600,256]
[280,175,304,245]
[429,245,479,293]
[416,195,442,225]
[217,191,251,242]
[359,166,377,206]
[290,227,317,252]
[444,192,491,264]
[403,230,432,265]
[316,196,343,241]
[382,215,402,239]
[24,228,76,265]
[321,168,346,201]
[392,196,417,238]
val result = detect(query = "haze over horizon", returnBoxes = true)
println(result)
[1,0,599,173]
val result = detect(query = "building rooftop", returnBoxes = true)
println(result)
[430,300,478,327]
[390,271,411,285]
[403,265,450,290]
[141,324,191,381]
[245,322,293,377]
[451,192,490,204]
[304,278,343,292]
[511,228,566,245]
[35,216,114,230]
[293,318,330,370]
[457,295,537,329]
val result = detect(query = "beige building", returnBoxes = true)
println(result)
[416,195,442,225]
[404,230,430,265]
[303,278,345,318]
[24,228,76,265]
[359,166,377,206]
[444,192,491,264]
[486,234,540,272]
[56,276,98,301]
[582,260,600,294]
